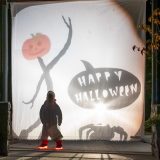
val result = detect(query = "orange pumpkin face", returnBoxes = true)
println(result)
[22,33,51,60]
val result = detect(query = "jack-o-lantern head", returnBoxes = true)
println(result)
[22,33,51,60]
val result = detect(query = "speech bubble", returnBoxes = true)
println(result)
[68,60,141,109]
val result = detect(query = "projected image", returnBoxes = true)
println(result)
[79,124,127,140]
[68,60,141,109]
[12,16,72,139]
[22,16,72,108]
[12,0,145,140]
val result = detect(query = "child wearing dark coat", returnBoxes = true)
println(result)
[38,91,63,149]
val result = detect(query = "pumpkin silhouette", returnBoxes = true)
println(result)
[22,33,51,60]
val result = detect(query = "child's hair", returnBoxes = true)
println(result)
[47,91,55,102]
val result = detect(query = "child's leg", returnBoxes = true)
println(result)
[48,125,63,149]
[54,127,63,149]
[38,125,49,149]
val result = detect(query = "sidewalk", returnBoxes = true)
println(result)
[0,138,156,160]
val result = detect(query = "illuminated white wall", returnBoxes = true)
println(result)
[12,0,146,140]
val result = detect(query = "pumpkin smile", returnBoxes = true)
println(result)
[29,48,46,55]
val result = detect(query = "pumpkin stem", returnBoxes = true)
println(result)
[36,33,42,36]
[31,33,35,37]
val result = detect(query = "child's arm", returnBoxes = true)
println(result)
[57,105,62,126]
[40,105,46,124]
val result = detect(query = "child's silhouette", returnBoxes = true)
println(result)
[38,91,63,150]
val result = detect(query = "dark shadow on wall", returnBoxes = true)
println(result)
[12,118,41,139]
[79,124,128,141]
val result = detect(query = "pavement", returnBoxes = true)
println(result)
[0,135,157,160]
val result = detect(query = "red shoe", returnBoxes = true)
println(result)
[37,140,48,150]
[55,140,63,150]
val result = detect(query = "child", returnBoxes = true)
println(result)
[38,91,63,150]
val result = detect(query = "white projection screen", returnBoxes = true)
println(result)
[11,0,146,140]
